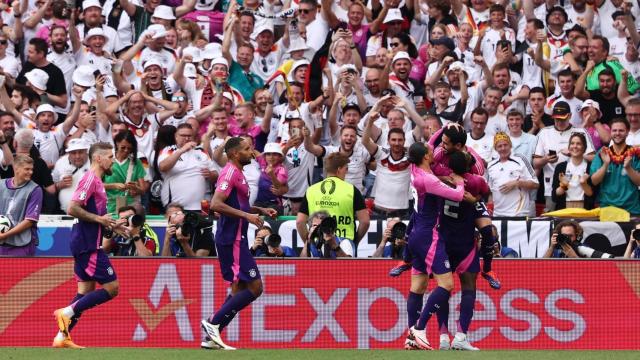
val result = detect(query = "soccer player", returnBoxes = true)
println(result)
[404,142,465,350]
[435,151,490,351]
[200,137,277,350]
[52,143,120,349]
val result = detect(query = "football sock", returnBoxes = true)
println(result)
[71,289,112,314]
[68,293,85,331]
[211,289,256,327]
[402,245,412,264]
[479,225,496,273]
[436,297,450,335]
[415,286,450,331]
[458,290,476,334]
[406,292,423,328]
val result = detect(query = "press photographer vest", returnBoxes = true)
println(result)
[305,177,356,241]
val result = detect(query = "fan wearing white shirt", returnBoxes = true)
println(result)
[51,138,90,214]
[487,132,539,217]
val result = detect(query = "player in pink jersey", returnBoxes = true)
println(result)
[52,143,123,349]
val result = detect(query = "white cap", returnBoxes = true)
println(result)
[146,24,167,39]
[201,43,222,60]
[36,104,57,121]
[580,99,602,117]
[383,8,403,24]
[222,92,234,102]
[338,64,358,75]
[253,22,275,38]
[143,59,164,71]
[184,63,197,79]
[84,27,109,45]
[287,59,310,81]
[82,0,102,11]
[392,51,411,64]
[211,57,229,68]
[263,142,283,156]
[25,69,49,91]
[287,37,309,53]
[182,46,203,63]
[66,138,90,153]
[153,5,176,20]
[196,0,218,11]
[446,61,466,74]
[72,65,96,88]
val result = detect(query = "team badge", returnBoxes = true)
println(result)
[107,267,114,275]
[249,269,257,278]
[220,182,229,190]
[444,260,450,269]
[79,191,87,200]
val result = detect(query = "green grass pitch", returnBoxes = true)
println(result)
[1,348,638,360]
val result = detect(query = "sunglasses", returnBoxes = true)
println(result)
[171,96,186,102]
[389,42,400,48]
[261,58,268,73]
[299,9,312,14]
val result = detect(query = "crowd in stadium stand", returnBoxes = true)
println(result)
[3,0,640,258]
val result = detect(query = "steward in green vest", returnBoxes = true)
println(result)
[297,153,370,243]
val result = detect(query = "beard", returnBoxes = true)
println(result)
[103,167,113,176]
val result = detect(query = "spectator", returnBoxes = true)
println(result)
[487,132,538,217]
[624,98,640,146]
[0,127,12,168]
[297,152,370,243]
[250,226,296,257]
[0,154,42,256]
[466,107,493,166]
[51,138,90,214]
[162,202,214,257]
[102,205,157,256]
[584,35,639,96]
[546,69,582,127]
[299,210,356,258]
[280,118,318,214]
[103,131,150,213]
[579,99,610,151]
[372,217,407,259]
[254,143,288,215]
[505,110,537,164]
[524,87,553,134]
[26,103,77,169]
[533,101,594,211]
[576,67,625,125]
[590,117,640,215]
[158,123,217,211]
[552,133,595,210]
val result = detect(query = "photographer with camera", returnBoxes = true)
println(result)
[373,218,407,259]
[102,206,156,256]
[161,202,214,257]
[544,220,592,258]
[623,223,640,259]
[251,226,296,257]
[299,211,355,258]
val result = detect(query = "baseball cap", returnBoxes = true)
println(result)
[383,8,403,24]
[392,51,411,64]
[546,6,568,23]
[552,101,571,120]
[263,142,283,156]
[580,99,602,118]
[430,37,455,51]
[342,103,361,114]
[25,69,49,91]
[143,59,163,71]
[66,138,90,153]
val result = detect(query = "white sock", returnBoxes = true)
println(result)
[55,331,65,341]
[62,306,75,318]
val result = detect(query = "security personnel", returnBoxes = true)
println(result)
[296,153,370,244]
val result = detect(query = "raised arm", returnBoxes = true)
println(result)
[368,4,389,35]
[119,0,137,17]
[23,0,51,29]
[362,110,381,156]
[175,0,196,17]
[619,70,633,107]
[321,0,341,29]
[574,60,594,100]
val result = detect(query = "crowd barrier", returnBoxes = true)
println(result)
[0,258,638,349]
[35,216,635,257]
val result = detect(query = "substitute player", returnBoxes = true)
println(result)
[404,142,465,350]
[201,137,277,350]
[52,143,120,349]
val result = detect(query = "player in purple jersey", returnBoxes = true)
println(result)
[434,151,490,351]
[201,137,277,351]
[52,143,120,349]
[403,142,465,350]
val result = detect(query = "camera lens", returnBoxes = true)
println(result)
[633,229,640,241]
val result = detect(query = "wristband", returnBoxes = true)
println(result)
[132,236,141,242]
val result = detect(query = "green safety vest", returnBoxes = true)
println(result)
[305,177,356,241]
